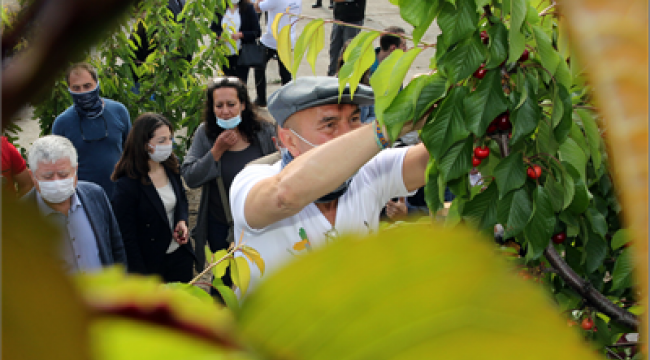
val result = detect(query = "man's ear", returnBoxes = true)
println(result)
[277,127,300,157]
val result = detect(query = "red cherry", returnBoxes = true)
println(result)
[527,167,539,180]
[552,232,567,244]
[480,30,489,44]
[534,165,542,178]
[519,49,530,62]
[581,318,594,331]
[472,156,482,167]
[473,68,488,79]
[474,146,490,159]
[496,113,511,130]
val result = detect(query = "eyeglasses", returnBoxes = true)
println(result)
[78,114,108,143]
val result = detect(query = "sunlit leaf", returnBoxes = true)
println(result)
[340,31,380,99]
[230,256,251,296]
[241,245,265,276]
[611,229,631,251]
[292,19,324,77]
[212,249,230,279]
[532,25,560,77]
[275,23,293,76]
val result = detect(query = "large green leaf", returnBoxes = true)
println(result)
[524,186,556,259]
[400,0,433,27]
[412,0,443,44]
[462,181,499,231]
[238,225,601,360]
[567,177,590,215]
[486,22,508,69]
[339,31,380,99]
[463,69,509,135]
[438,137,474,182]
[492,152,527,199]
[585,208,607,239]
[413,72,448,120]
[532,25,559,76]
[554,56,572,90]
[536,116,559,157]
[610,248,634,291]
[497,188,533,239]
[577,109,602,171]
[507,0,527,63]
[421,86,470,162]
[583,230,607,274]
[437,0,478,46]
[569,121,590,161]
[545,177,565,213]
[292,19,325,77]
[441,35,485,84]
[611,229,631,251]
[424,158,443,213]
[510,81,541,145]
[559,138,587,182]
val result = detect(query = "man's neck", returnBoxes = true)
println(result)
[377,50,391,64]
[46,198,72,215]
[315,199,338,227]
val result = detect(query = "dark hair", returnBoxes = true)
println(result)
[379,26,406,51]
[66,62,98,85]
[111,112,179,184]
[202,77,264,142]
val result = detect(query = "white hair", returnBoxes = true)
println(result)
[27,135,78,171]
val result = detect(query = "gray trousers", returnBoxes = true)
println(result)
[327,20,364,76]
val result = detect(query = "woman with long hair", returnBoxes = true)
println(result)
[111,112,196,282]
[181,77,276,282]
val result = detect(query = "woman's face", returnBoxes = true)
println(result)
[212,87,245,120]
[148,125,173,153]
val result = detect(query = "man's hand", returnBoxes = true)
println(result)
[211,130,238,160]
[385,197,408,221]
[173,221,189,245]
[232,32,244,40]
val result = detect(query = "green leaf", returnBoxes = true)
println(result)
[559,138,587,182]
[569,121,590,161]
[292,19,325,76]
[577,109,602,171]
[229,256,251,296]
[413,72,448,120]
[497,188,533,238]
[463,69,509,135]
[611,229,631,251]
[524,186,556,259]
[510,81,541,145]
[507,0,527,63]
[462,181,499,231]
[508,28,526,64]
[211,249,230,279]
[441,35,485,84]
[445,197,465,227]
[492,152,527,199]
[583,230,607,274]
[339,31,380,99]
[610,248,634,291]
[567,177,590,215]
[536,116,559,157]
[412,0,443,44]
[214,282,240,311]
[486,23,508,69]
[545,177,565,213]
[164,282,214,303]
[399,0,432,27]
[585,208,607,239]
[438,137,474,182]
[238,225,602,360]
[424,158,443,213]
[532,25,559,76]
[437,0,478,46]
[554,57,572,90]
[421,86,470,162]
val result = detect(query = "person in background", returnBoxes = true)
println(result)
[369,26,408,74]
[327,0,366,76]
[22,135,126,273]
[211,0,261,85]
[181,77,276,281]
[52,62,131,199]
[111,113,196,283]
[312,0,333,8]
[2,136,33,197]
[252,0,302,107]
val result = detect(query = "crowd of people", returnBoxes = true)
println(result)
[3,1,435,297]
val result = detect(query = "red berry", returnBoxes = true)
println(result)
[552,232,567,244]
[534,165,542,178]
[480,30,489,44]
[519,49,530,62]
[473,68,488,79]
[474,146,490,159]
[472,156,482,167]
[527,166,542,180]
[496,113,511,130]
[581,318,594,331]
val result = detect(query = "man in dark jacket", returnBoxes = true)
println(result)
[327,0,366,76]
[22,135,126,273]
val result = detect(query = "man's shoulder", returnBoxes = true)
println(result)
[76,181,108,199]
[53,106,77,123]
[103,98,128,113]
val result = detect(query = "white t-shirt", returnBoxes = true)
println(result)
[222,7,242,55]
[258,0,301,50]
[230,147,413,293]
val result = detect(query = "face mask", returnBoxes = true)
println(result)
[69,82,104,118]
[231,0,240,4]
[281,129,354,203]
[149,143,173,162]
[38,177,76,204]
[216,114,242,130]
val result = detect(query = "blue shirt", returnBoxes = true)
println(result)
[52,98,131,199]
[36,191,102,273]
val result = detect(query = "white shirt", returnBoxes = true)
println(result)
[155,181,179,253]
[222,7,242,55]
[230,147,413,293]
[258,0,301,50]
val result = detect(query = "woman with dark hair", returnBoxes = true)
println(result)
[181,77,276,280]
[210,0,261,84]
[111,112,196,282]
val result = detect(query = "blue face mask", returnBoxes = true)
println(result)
[216,115,242,129]
[280,130,354,203]
[69,82,104,118]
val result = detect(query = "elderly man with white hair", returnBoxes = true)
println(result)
[22,135,126,273]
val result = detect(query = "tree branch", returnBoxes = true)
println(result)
[544,244,639,330]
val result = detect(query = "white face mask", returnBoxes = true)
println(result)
[38,177,76,204]
[149,143,173,163]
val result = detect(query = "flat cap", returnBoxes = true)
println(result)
[267,76,375,127]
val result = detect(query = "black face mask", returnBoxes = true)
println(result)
[69,83,104,118]
[280,147,353,203]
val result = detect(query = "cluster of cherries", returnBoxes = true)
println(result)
[472,146,490,167]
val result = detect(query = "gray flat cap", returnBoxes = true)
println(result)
[267,76,375,127]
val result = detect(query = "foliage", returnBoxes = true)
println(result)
[274,0,642,355]
[25,0,233,160]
